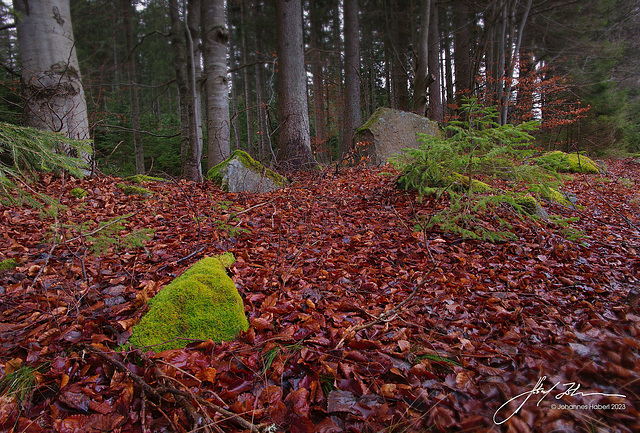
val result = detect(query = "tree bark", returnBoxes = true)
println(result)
[169,0,193,178]
[427,1,442,122]
[202,0,230,169]
[122,0,145,174]
[275,0,316,169]
[310,0,327,157]
[13,0,92,166]
[343,0,362,150]
[239,0,254,150]
[453,0,470,105]
[411,0,431,115]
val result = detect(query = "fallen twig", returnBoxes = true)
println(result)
[88,346,264,433]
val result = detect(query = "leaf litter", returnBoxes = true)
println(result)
[0,160,639,432]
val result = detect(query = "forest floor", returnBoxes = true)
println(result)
[1,158,639,432]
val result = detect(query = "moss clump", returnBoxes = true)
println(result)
[445,172,493,193]
[535,151,600,174]
[528,184,572,206]
[0,258,17,271]
[129,254,249,351]
[125,175,165,184]
[205,149,288,191]
[69,187,88,198]
[117,183,153,196]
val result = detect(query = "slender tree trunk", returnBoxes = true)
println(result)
[454,0,470,105]
[202,0,230,169]
[275,0,315,169]
[13,0,92,167]
[427,1,442,122]
[412,0,431,115]
[310,0,327,157]
[343,0,362,151]
[253,1,269,161]
[123,0,144,174]
[389,0,410,111]
[170,0,197,179]
[240,0,254,150]
[229,39,241,149]
[182,0,203,180]
[502,0,532,125]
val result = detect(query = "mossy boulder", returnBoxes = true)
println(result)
[512,194,549,220]
[129,253,249,351]
[206,150,288,193]
[125,175,165,184]
[69,187,88,198]
[535,151,599,174]
[528,184,573,206]
[445,172,493,193]
[117,183,153,197]
[356,108,442,165]
[0,258,17,272]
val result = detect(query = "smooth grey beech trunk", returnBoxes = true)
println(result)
[275,0,316,169]
[13,0,91,165]
[202,0,230,169]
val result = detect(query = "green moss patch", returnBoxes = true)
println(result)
[0,258,17,272]
[69,187,88,198]
[117,183,153,196]
[535,151,600,174]
[528,184,572,206]
[125,175,165,184]
[129,253,249,351]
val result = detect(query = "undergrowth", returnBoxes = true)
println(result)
[392,98,582,241]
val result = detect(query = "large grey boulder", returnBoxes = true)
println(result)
[206,150,288,193]
[355,108,442,164]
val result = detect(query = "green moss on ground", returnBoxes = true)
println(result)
[205,149,288,191]
[125,175,165,184]
[117,183,153,196]
[535,151,600,174]
[69,187,88,198]
[129,253,249,351]
[445,172,493,193]
[0,258,17,271]
[528,184,572,206]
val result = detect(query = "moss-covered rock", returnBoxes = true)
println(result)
[445,172,493,193]
[69,187,88,198]
[355,107,442,165]
[535,151,600,174]
[117,183,153,197]
[528,184,573,206]
[129,253,249,351]
[206,150,288,193]
[125,175,165,184]
[511,194,549,219]
[0,258,17,272]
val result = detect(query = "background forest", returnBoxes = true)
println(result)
[1,0,639,178]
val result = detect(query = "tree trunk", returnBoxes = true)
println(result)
[427,1,442,122]
[202,0,230,169]
[411,0,431,115]
[502,0,532,125]
[240,0,254,150]
[253,1,269,161]
[310,0,327,157]
[13,0,92,167]
[122,0,145,174]
[343,0,362,150]
[275,0,316,169]
[389,0,410,111]
[169,0,192,178]
[454,0,470,105]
